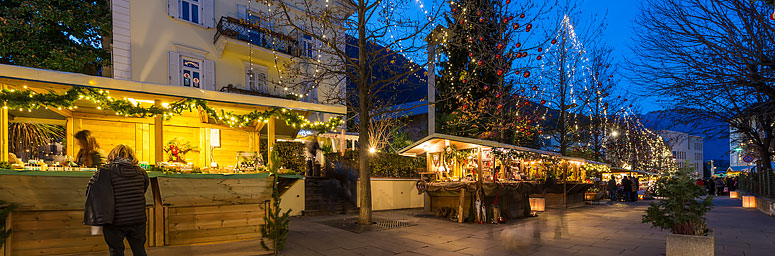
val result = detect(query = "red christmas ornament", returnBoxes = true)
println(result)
[467,37,473,43]
[496,92,502,98]
[515,43,521,48]
[536,56,542,60]
[522,52,528,57]
[513,23,519,30]
[497,43,504,50]
[551,39,557,44]
[526,24,532,32]
[532,85,538,91]
[503,18,509,24]
[770,10,775,20]
[462,79,467,84]
[477,60,484,66]
[497,69,504,76]
[540,99,546,105]
[520,88,525,93]
[624,99,628,102]
[506,0,511,4]
[497,104,504,110]
[477,10,482,16]
[469,52,474,57]
[524,71,531,78]
[484,85,489,90]
[479,17,485,22]
[610,75,613,78]
[629,104,633,108]
[595,72,599,76]
[520,13,525,18]
[496,54,501,59]
[479,36,484,41]
[537,47,543,52]
[452,7,456,13]
[462,104,468,110]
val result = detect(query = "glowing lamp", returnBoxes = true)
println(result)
[729,191,739,199]
[585,193,596,201]
[529,198,545,212]
[742,196,756,208]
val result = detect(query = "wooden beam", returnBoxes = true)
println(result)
[339,129,346,156]
[267,118,275,167]
[457,188,465,223]
[9,117,67,126]
[151,178,164,247]
[1,84,8,162]
[154,100,164,164]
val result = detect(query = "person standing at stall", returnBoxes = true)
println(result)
[84,145,149,256]
[632,177,640,202]
[607,177,618,202]
[715,177,725,196]
[622,176,632,203]
[75,130,107,167]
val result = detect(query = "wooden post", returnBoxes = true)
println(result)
[2,211,11,256]
[0,84,8,162]
[563,164,568,208]
[154,100,164,164]
[65,117,75,157]
[267,118,275,167]
[339,129,346,156]
[457,188,465,223]
[151,178,164,246]
[477,148,483,182]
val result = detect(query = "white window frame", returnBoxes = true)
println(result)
[179,0,203,25]
[244,63,269,93]
[181,57,203,88]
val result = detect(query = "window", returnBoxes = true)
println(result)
[182,58,202,88]
[247,70,267,93]
[302,34,315,58]
[180,0,200,24]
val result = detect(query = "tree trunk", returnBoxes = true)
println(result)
[757,141,773,197]
[356,1,372,225]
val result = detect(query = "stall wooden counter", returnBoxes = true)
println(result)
[0,169,302,256]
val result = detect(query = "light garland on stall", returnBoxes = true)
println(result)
[0,87,342,132]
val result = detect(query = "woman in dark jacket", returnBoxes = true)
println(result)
[85,144,149,256]
[621,176,633,202]
[75,130,107,167]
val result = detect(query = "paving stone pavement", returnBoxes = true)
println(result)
[282,197,775,255]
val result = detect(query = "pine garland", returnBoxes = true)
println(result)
[0,87,342,133]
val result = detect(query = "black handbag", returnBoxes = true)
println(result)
[83,169,115,226]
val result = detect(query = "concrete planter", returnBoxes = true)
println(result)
[666,230,714,256]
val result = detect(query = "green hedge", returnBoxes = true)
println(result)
[261,141,306,172]
[325,150,425,178]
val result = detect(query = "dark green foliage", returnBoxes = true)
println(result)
[0,0,112,75]
[642,167,713,235]
[260,151,291,254]
[326,151,425,178]
[0,161,12,169]
[261,141,306,172]
[1,200,17,248]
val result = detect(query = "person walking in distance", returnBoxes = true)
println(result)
[607,177,618,202]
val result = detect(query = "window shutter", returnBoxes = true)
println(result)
[237,4,247,20]
[204,60,215,91]
[203,0,215,28]
[167,0,179,18]
[168,51,180,86]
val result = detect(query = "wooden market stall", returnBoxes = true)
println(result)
[602,167,660,200]
[0,65,344,256]
[398,134,595,223]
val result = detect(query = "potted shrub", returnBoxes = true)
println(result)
[642,167,714,256]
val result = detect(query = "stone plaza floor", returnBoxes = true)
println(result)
[282,197,775,255]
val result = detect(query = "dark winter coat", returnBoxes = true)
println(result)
[86,162,149,226]
[622,178,633,192]
[83,168,114,226]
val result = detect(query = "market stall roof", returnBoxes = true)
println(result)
[728,165,753,172]
[585,160,611,166]
[608,167,659,176]
[0,64,346,115]
[398,133,560,157]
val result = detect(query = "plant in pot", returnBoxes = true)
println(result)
[642,166,714,256]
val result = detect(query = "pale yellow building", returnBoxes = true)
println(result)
[109,0,345,126]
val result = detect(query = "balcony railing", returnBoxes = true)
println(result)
[214,16,300,57]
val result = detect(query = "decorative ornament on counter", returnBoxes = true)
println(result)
[0,87,342,132]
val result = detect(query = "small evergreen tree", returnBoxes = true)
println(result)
[642,166,713,236]
[260,151,292,254]
[1,200,17,248]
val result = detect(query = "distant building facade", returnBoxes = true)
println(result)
[659,130,704,178]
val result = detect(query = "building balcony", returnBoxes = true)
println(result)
[214,16,301,58]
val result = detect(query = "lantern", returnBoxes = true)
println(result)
[729,191,739,199]
[742,195,756,208]
[529,198,545,212]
